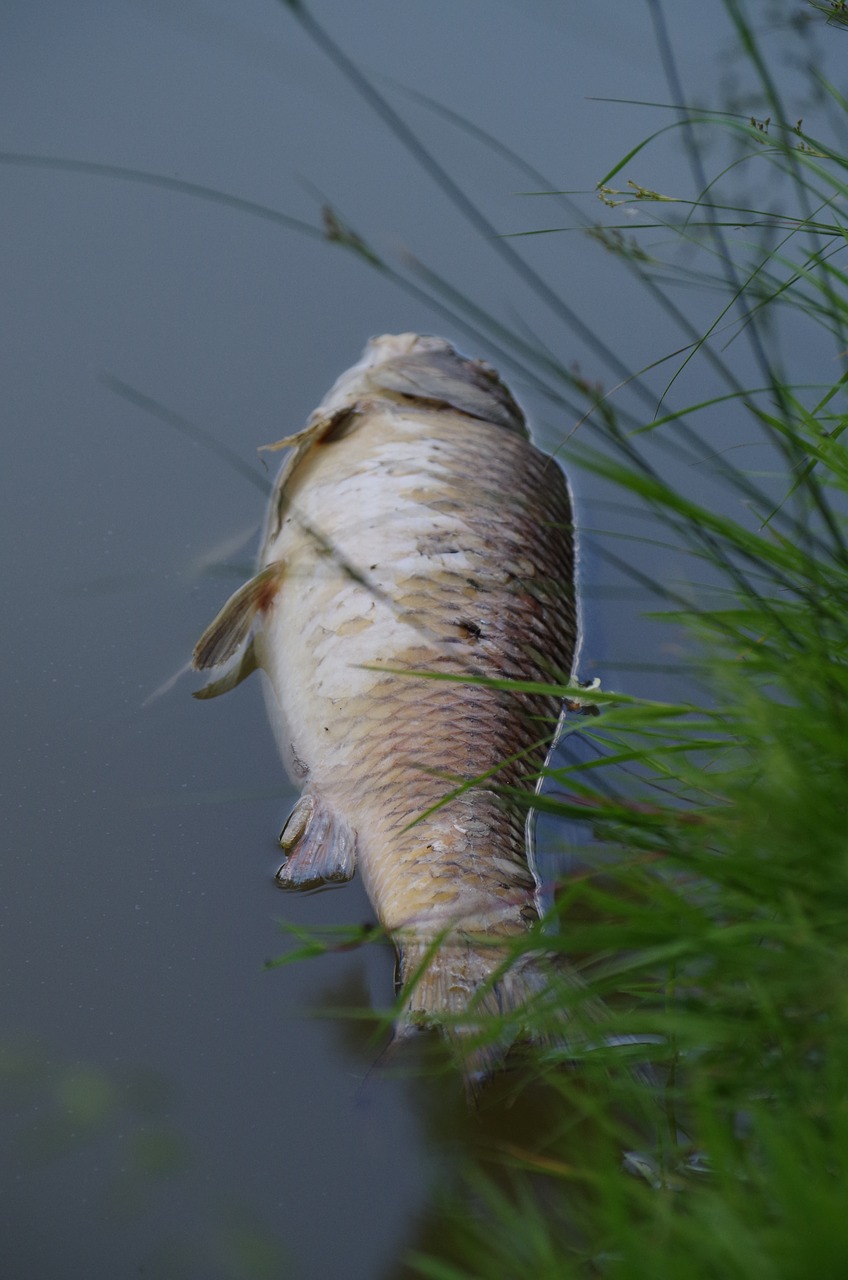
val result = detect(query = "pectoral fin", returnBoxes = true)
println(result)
[192,561,285,671]
[192,638,258,700]
[276,794,357,889]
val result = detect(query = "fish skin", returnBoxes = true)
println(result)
[193,334,579,1070]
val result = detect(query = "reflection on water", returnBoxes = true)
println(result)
[296,948,683,1280]
[1,1035,291,1278]
[5,1018,659,1279]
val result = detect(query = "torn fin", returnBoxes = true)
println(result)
[276,794,357,889]
[192,562,284,670]
[192,638,258,700]
[259,404,362,453]
[259,407,366,542]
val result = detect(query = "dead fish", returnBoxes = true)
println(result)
[192,334,581,1074]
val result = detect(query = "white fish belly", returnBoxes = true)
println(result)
[254,403,575,934]
[192,333,581,1058]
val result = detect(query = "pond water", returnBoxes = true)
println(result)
[2,3,840,1276]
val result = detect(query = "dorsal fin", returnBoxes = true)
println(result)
[192,561,285,671]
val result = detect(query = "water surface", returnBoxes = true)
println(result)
[1,3,838,1275]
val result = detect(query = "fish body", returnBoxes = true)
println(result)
[193,334,578,1060]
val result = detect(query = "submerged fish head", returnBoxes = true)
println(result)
[311,333,527,436]
[313,333,450,417]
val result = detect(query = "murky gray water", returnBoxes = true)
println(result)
[1,3,840,1276]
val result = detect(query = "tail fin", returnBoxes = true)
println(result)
[392,937,593,1088]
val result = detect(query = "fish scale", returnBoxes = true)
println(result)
[193,334,580,1076]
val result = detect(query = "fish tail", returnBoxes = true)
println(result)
[393,937,586,1088]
